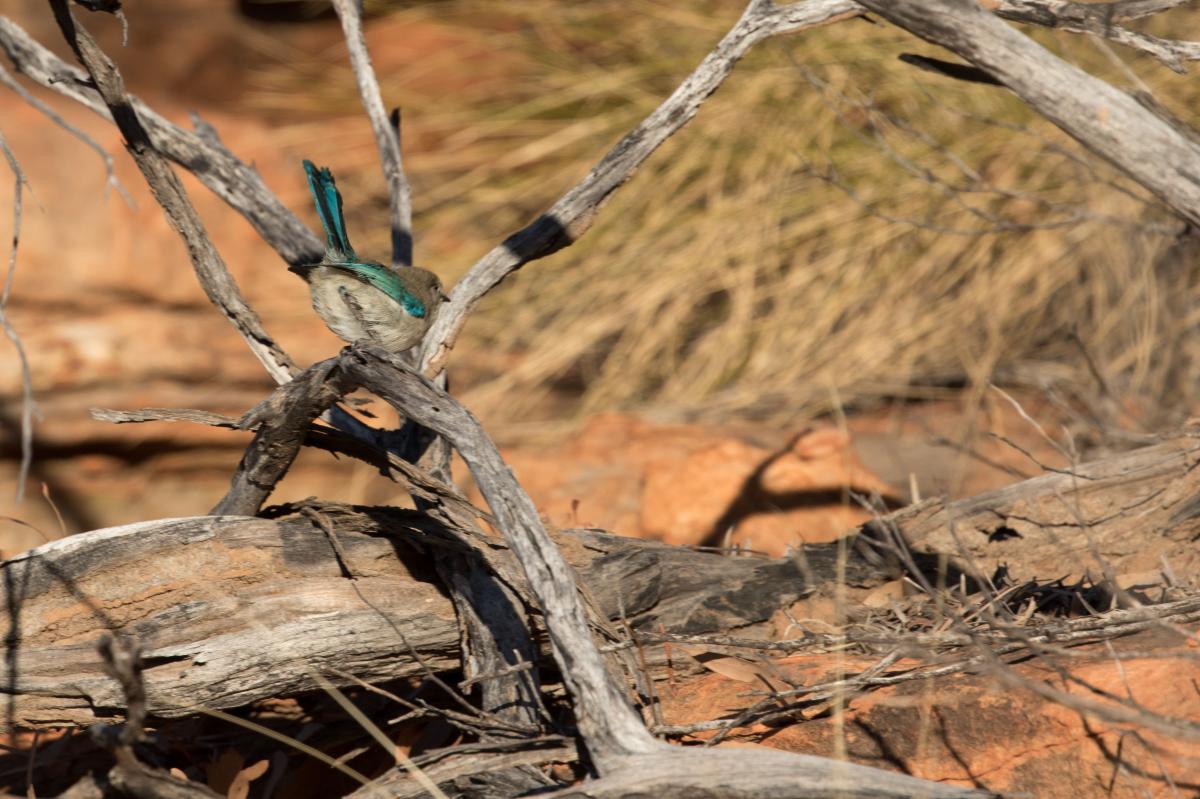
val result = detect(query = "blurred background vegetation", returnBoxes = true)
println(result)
[4,0,1200,541]
[238,0,1199,440]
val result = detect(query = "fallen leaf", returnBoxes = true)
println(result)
[691,653,792,693]
[227,759,270,799]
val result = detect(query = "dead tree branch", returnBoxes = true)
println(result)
[857,0,1200,225]
[91,405,490,526]
[0,130,33,501]
[209,359,354,516]
[331,0,413,267]
[337,344,660,765]
[94,636,223,799]
[995,0,1200,72]
[0,62,130,203]
[43,0,297,385]
[0,508,830,729]
[415,0,862,376]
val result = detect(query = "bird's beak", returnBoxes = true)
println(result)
[439,290,451,302]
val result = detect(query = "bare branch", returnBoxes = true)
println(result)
[0,129,33,502]
[94,635,224,799]
[90,407,241,428]
[43,1,297,386]
[331,0,413,267]
[0,63,131,205]
[210,360,354,516]
[996,0,1188,25]
[340,343,661,765]
[89,404,493,527]
[416,0,861,375]
[996,0,1200,73]
[857,0,1200,227]
[535,746,993,798]
[0,16,323,269]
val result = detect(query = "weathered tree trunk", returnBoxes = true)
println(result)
[0,506,842,729]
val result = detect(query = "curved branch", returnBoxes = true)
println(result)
[340,344,661,765]
[0,16,323,269]
[860,0,1200,226]
[416,0,861,375]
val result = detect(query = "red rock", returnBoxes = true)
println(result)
[488,414,897,553]
[659,633,1200,798]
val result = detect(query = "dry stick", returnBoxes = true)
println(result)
[0,63,131,205]
[857,0,1200,226]
[0,131,33,502]
[979,637,1200,741]
[43,1,297,387]
[350,745,578,799]
[339,343,660,767]
[91,405,492,525]
[652,597,1200,737]
[91,407,242,429]
[210,360,353,516]
[0,17,323,270]
[94,636,224,799]
[994,0,1200,73]
[416,0,862,376]
[331,0,413,268]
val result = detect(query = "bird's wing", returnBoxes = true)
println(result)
[336,284,370,330]
[329,262,428,319]
[303,160,356,262]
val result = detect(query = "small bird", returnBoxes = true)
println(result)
[290,160,445,354]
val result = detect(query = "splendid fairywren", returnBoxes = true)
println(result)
[290,160,446,354]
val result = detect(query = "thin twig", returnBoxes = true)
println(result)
[95,635,224,799]
[0,130,34,502]
[331,0,413,267]
[0,62,132,205]
[44,1,297,385]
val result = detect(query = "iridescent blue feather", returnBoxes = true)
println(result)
[333,261,427,318]
[300,160,428,319]
[303,159,355,262]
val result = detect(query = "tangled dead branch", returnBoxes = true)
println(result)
[3,0,1200,795]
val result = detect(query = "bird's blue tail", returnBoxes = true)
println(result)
[303,160,356,262]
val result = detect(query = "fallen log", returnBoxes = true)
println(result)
[4,431,1198,730]
[879,432,1200,584]
[0,505,873,729]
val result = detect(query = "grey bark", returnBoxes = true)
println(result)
[858,0,1200,225]
[0,17,323,269]
[0,508,839,730]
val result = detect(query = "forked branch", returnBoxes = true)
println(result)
[416,0,862,375]
[858,0,1200,226]
[44,0,297,385]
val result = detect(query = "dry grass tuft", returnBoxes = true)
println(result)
[250,0,1200,428]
